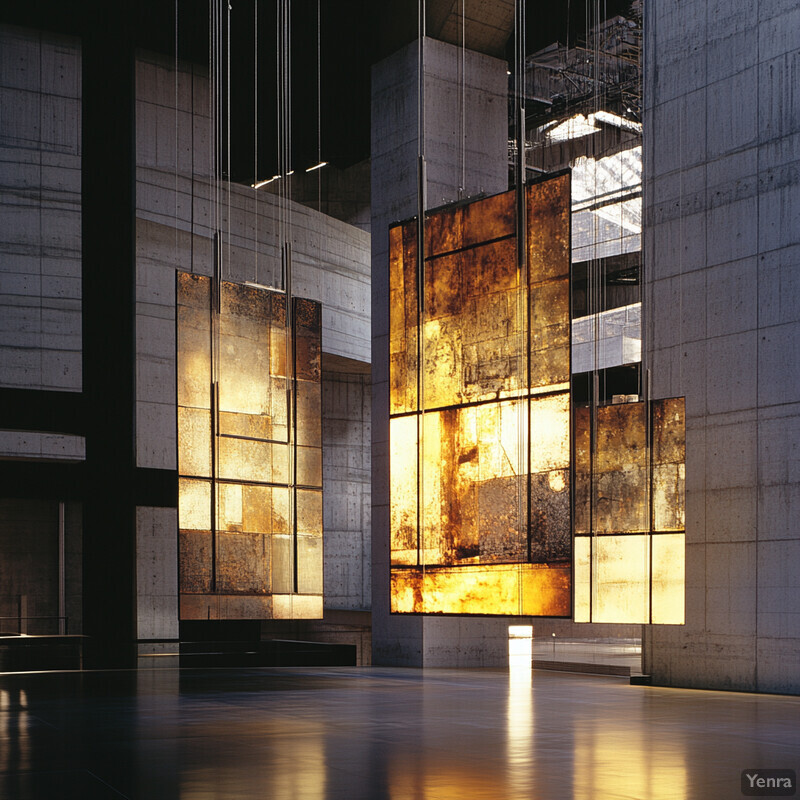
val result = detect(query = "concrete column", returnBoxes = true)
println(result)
[371,37,521,666]
[643,0,800,693]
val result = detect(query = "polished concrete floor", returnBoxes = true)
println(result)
[531,638,642,673]
[1,666,798,799]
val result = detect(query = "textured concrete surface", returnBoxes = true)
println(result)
[643,0,800,693]
[0,26,82,392]
[322,371,371,611]
[135,506,179,642]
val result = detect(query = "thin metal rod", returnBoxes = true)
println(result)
[58,501,66,635]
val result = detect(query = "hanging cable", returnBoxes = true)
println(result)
[254,0,259,282]
[226,0,232,282]
[416,0,426,569]
[317,0,322,213]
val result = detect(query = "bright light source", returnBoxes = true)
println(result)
[251,174,281,189]
[305,161,328,173]
[592,110,642,134]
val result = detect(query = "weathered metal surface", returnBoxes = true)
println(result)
[389,221,419,415]
[526,174,571,283]
[388,176,573,616]
[595,402,648,533]
[572,405,592,535]
[216,531,271,594]
[178,530,212,593]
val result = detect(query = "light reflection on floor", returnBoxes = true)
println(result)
[0,667,798,799]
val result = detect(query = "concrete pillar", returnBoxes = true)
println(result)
[371,37,523,666]
[643,0,800,693]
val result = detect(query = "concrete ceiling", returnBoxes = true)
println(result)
[426,0,516,58]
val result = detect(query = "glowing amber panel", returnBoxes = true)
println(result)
[527,174,571,391]
[573,536,591,623]
[177,275,322,620]
[591,534,649,623]
[573,398,686,624]
[391,563,570,616]
[651,533,685,624]
[389,175,572,617]
[389,221,418,415]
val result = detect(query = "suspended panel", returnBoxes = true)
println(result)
[389,173,572,617]
[573,397,686,624]
[177,274,322,620]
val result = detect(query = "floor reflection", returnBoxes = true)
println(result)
[0,667,797,799]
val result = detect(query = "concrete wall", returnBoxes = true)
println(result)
[0,498,81,636]
[135,506,179,643]
[371,38,527,667]
[322,370,371,611]
[643,0,800,693]
[0,25,82,392]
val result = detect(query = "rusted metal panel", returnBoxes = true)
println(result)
[652,396,686,532]
[296,534,323,595]
[178,478,211,531]
[177,273,211,411]
[425,203,463,258]
[526,174,571,283]
[389,220,419,415]
[294,296,321,381]
[572,405,592,535]
[462,188,516,248]
[423,238,522,407]
[389,176,573,616]
[595,402,648,533]
[296,379,321,447]
[216,531,271,594]
[178,529,212,593]
[529,277,570,389]
[651,532,685,623]
[296,445,323,489]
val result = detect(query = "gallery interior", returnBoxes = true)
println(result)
[0,0,799,796]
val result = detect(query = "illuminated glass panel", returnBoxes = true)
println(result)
[591,534,649,623]
[177,274,322,620]
[389,174,572,616]
[573,397,686,624]
[573,536,591,623]
[652,397,686,532]
[389,221,418,416]
[651,532,685,624]
[391,563,569,616]
[573,405,592,536]
[595,402,648,534]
